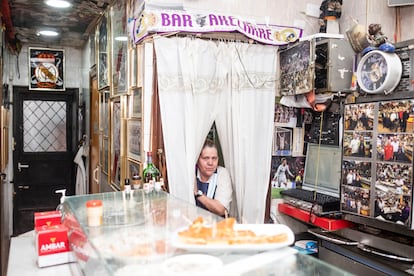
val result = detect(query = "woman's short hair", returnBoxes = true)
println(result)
[202,139,217,150]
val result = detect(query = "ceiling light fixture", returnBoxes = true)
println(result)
[45,0,72,8]
[115,36,128,41]
[38,30,59,37]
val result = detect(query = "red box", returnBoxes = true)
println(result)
[36,224,76,267]
[34,210,61,228]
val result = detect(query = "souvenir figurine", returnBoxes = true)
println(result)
[362,23,395,55]
[319,0,343,33]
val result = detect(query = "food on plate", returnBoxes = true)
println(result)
[177,217,289,245]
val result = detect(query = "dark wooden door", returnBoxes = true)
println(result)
[12,86,78,235]
[89,68,100,194]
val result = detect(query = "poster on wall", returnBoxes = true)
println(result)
[29,48,65,91]
[270,156,305,198]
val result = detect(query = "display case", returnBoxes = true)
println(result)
[278,38,354,96]
[61,190,351,275]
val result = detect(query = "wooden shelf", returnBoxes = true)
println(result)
[278,203,354,231]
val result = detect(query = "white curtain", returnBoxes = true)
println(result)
[215,42,277,222]
[154,37,227,204]
[154,37,277,223]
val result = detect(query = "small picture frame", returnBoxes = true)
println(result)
[127,119,142,161]
[273,127,292,156]
[29,48,65,91]
[102,138,109,175]
[111,2,128,95]
[97,12,109,90]
[130,87,142,118]
[129,47,137,88]
[136,44,144,88]
[127,158,141,179]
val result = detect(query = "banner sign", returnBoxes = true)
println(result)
[130,9,303,46]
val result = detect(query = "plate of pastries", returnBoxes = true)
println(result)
[172,217,294,252]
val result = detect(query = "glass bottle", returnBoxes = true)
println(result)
[124,178,131,193]
[143,151,160,183]
[131,173,142,189]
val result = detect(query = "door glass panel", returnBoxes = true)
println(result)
[23,100,67,152]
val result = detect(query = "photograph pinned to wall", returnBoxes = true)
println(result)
[376,133,412,163]
[341,185,370,216]
[29,48,65,91]
[292,127,305,157]
[342,160,372,188]
[343,131,373,158]
[274,104,297,127]
[273,127,292,156]
[270,156,305,198]
[127,119,142,161]
[130,87,142,118]
[378,100,414,133]
[374,162,412,225]
[344,103,375,131]
[303,109,313,124]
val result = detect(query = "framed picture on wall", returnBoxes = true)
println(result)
[129,47,137,88]
[100,90,110,135]
[29,48,65,91]
[136,44,144,88]
[130,87,142,118]
[111,1,128,95]
[127,119,142,161]
[127,158,141,179]
[273,127,293,156]
[111,100,121,186]
[102,137,109,175]
[97,12,109,90]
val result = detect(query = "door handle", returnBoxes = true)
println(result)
[93,166,99,185]
[18,162,29,172]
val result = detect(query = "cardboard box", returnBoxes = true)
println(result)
[34,210,61,228]
[36,224,76,267]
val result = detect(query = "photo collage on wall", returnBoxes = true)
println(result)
[271,104,310,198]
[342,100,413,227]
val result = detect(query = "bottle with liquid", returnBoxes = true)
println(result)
[143,151,160,183]
[124,178,131,194]
[131,173,142,189]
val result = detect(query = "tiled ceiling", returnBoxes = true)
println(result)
[7,0,112,49]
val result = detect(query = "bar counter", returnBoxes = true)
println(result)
[9,190,352,275]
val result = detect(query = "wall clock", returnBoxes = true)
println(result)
[356,50,402,94]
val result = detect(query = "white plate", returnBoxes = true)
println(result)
[162,254,223,275]
[171,223,294,253]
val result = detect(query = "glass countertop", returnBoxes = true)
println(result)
[62,190,352,275]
